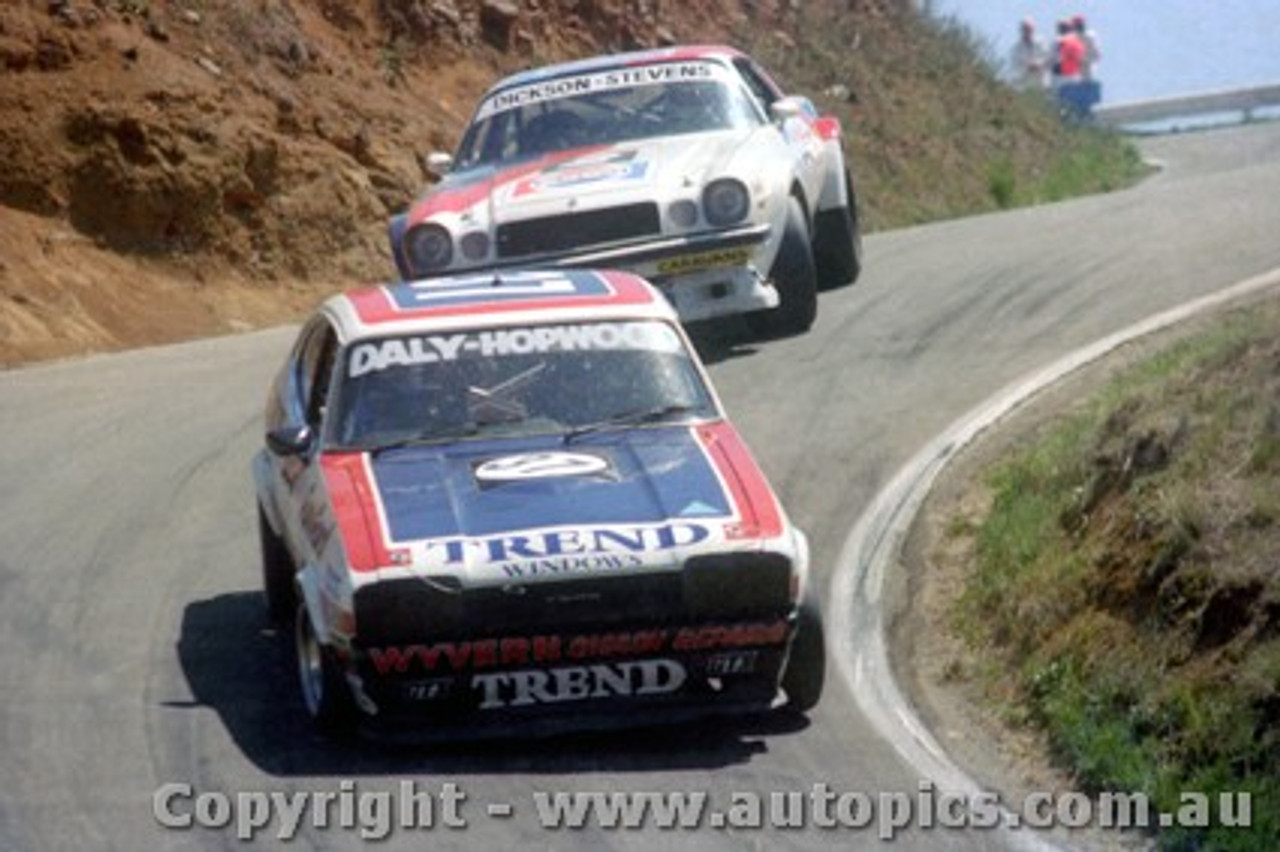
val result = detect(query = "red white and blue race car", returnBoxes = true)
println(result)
[389,45,862,338]
[252,269,825,737]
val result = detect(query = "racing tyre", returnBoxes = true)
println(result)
[813,169,863,290]
[259,504,296,625]
[295,604,358,737]
[781,583,826,714]
[747,195,818,339]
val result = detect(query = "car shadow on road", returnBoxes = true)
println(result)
[175,592,810,778]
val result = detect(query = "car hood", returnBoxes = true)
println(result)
[327,423,786,585]
[410,131,770,226]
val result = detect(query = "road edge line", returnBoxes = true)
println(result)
[828,265,1280,850]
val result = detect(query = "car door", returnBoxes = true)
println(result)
[273,316,341,568]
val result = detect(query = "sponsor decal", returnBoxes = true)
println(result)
[300,496,335,556]
[474,452,611,483]
[670,621,789,652]
[656,247,753,276]
[347,321,680,377]
[402,678,454,702]
[366,619,788,676]
[477,62,717,120]
[510,151,650,198]
[706,650,759,676]
[425,521,712,579]
[472,659,687,709]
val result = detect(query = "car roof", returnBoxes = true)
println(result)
[323,269,679,342]
[488,45,745,93]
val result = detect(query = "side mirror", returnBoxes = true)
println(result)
[423,151,454,180]
[769,97,805,123]
[266,424,314,457]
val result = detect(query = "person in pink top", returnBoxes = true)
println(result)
[1052,18,1085,85]
[1052,18,1098,120]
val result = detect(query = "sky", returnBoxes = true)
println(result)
[925,1,1280,105]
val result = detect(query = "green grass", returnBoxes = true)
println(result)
[954,303,1280,850]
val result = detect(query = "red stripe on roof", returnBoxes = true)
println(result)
[622,45,738,65]
[346,271,660,327]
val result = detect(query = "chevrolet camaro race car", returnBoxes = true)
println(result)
[252,269,826,737]
[388,45,862,337]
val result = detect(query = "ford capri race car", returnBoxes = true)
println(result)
[253,269,825,737]
[389,45,862,338]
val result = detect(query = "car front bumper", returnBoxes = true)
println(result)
[420,223,778,323]
[345,614,797,739]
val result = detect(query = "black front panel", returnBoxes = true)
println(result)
[353,554,793,648]
[495,203,661,259]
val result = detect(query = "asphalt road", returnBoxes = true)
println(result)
[2,122,1279,852]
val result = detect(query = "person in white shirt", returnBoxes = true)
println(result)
[1009,18,1050,91]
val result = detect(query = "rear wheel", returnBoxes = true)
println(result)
[295,604,358,737]
[746,195,818,339]
[258,504,295,625]
[781,583,826,713]
[813,169,862,290]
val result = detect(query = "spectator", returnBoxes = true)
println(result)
[1052,18,1096,121]
[1073,14,1102,81]
[1052,18,1085,86]
[1009,18,1050,91]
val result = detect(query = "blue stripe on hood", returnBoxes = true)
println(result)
[371,428,731,542]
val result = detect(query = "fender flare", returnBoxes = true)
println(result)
[814,139,851,214]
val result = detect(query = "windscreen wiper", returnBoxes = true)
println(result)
[563,404,698,444]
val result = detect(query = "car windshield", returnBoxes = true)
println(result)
[328,320,718,450]
[454,61,762,170]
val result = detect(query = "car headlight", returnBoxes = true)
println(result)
[667,199,699,229]
[404,224,453,273]
[459,231,491,262]
[702,178,750,227]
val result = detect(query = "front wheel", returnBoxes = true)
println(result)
[295,604,358,737]
[781,583,826,713]
[746,195,818,339]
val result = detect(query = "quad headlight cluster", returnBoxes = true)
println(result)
[403,225,492,275]
[666,178,751,230]
[405,175,752,275]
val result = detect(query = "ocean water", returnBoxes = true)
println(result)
[926,1,1280,105]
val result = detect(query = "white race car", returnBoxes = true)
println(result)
[252,269,825,738]
[389,45,862,337]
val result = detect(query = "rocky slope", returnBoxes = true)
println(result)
[0,0,1106,365]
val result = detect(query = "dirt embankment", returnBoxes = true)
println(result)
[0,0,780,365]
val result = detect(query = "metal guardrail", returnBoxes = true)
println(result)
[1094,82,1280,127]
